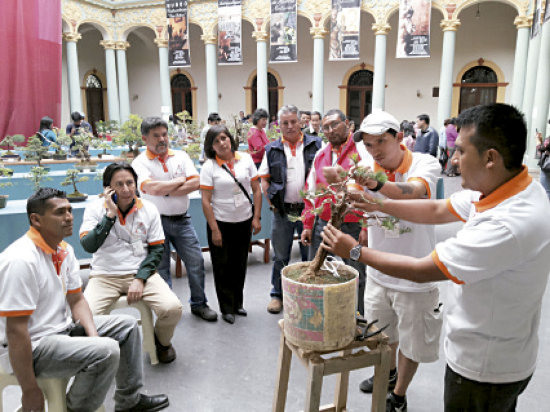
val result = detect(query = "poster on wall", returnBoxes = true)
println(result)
[166,0,191,67]
[531,0,542,38]
[396,0,431,58]
[328,0,361,61]
[218,0,242,64]
[269,0,297,63]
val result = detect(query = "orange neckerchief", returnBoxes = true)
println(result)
[145,149,175,172]
[26,227,69,276]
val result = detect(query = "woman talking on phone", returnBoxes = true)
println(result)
[200,126,262,324]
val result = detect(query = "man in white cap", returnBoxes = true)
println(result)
[324,110,441,412]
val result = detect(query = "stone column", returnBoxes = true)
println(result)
[115,41,131,123]
[436,19,460,130]
[371,23,391,111]
[154,38,173,119]
[201,34,219,114]
[100,40,120,122]
[309,27,328,114]
[63,32,83,114]
[510,16,531,109]
[252,30,269,113]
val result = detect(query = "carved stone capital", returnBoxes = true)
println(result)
[154,38,168,48]
[514,15,531,29]
[252,31,269,42]
[99,40,117,50]
[372,23,391,36]
[309,27,328,39]
[62,32,82,43]
[440,19,461,32]
[115,41,130,50]
[200,34,217,45]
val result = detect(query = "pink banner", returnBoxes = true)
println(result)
[0,0,62,143]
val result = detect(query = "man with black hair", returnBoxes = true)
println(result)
[199,112,222,163]
[132,117,218,322]
[322,103,550,412]
[307,111,322,136]
[0,188,169,412]
[414,114,438,157]
[80,162,183,364]
[299,110,311,131]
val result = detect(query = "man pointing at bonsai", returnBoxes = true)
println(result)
[321,104,550,411]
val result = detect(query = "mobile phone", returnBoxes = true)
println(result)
[112,193,118,204]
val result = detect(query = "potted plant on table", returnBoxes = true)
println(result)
[0,134,25,160]
[0,166,14,208]
[51,129,72,161]
[61,168,89,202]
[27,166,52,192]
[72,129,97,172]
[114,114,143,159]
[23,135,51,169]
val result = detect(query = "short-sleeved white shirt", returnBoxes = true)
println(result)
[80,198,164,276]
[132,149,199,216]
[433,168,550,383]
[0,229,82,349]
[359,147,440,292]
[200,152,258,223]
[258,137,306,203]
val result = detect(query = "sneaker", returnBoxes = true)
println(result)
[267,298,282,314]
[359,370,397,393]
[191,305,218,321]
[386,392,407,412]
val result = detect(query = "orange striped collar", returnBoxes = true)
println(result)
[103,197,144,225]
[27,227,70,275]
[215,152,241,167]
[373,144,413,179]
[27,226,57,254]
[282,134,303,156]
[145,148,175,160]
[473,166,532,213]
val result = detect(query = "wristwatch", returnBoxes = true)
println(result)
[349,244,362,261]
[370,180,385,192]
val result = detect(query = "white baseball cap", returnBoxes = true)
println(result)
[353,110,400,142]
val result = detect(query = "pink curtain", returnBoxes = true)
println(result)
[0,0,62,144]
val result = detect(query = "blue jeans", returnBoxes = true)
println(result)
[158,215,208,308]
[270,212,308,299]
[540,170,550,199]
[32,314,142,412]
[310,218,367,315]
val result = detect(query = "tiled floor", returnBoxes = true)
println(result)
[3,175,550,411]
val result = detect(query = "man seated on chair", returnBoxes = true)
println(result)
[80,162,183,364]
[0,187,169,412]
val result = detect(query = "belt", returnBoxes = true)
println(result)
[283,203,304,213]
[161,214,187,221]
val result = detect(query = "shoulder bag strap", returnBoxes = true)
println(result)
[221,164,253,205]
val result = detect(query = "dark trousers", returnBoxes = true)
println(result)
[444,365,531,412]
[207,218,252,315]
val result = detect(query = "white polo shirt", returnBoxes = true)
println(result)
[433,167,550,383]
[80,197,165,276]
[200,152,258,223]
[258,136,306,204]
[0,228,82,349]
[359,146,440,292]
[132,148,199,216]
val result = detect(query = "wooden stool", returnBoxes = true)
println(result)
[272,319,391,412]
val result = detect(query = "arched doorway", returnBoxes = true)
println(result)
[171,73,193,116]
[458,66,498,113]
[251,72,279,116]
[346,69,374,126]
[85,73,105,136]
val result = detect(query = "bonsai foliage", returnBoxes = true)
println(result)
[61,168,89,197]
[0,134,25,155]
[0,167,14,189]
[172,111,202,145]
[229,115,251,144]
[52,129,72,156]
[290,154,409,281]
[24,135,49,167]
[27,167,51,192]
[115,114,143,157]
[72,128,95,164]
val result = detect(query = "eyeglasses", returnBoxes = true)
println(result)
[322,120,342,132]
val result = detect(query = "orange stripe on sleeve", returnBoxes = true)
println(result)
[446,198,466,222]
[200,185,214,190]
[431,250,464,285]
[408,177,431,199]
[67,288,82,295]
[259,174,270,179]
[79,231,89,239]
[347,183,363,192]
[186,175,199,181]
[148,240,165,246]
[251,175,260,181]
[0,310,34,317]
[140,179,152,193]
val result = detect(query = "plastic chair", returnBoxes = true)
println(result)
[106,296,159,365]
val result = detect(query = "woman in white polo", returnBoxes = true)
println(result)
[200,125,262,324]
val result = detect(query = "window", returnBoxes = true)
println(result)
[85,74,105,136]
[458,66,498,113]
[346,70,374,126]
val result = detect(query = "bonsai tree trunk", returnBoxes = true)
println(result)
[72,179,78,194]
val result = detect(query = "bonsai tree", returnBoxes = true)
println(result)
[72,128,95,166]
[182,143,201,162]
[27,166,52,191]
[0,134,25,156]
[61,168,89,201]
[51,129,72,160]
[115,114,142,157]
[23,134,50,167]
[0,167,14,208]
